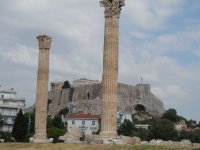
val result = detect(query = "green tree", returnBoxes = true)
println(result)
[47,116,53,128]
[24,112,35,134]
[58,107,69,116]
[0,113,3,127]
[12,109,27,142]
[132,128,149,141]
[62,81,71,89]
[47,127,66,143]
[162,108,178,123]
[178,129,200,143]
[186,119,197,128]
[117,119,134,136]
[148,119,178,140]
[0,132,15,142]
[52,115,65,129]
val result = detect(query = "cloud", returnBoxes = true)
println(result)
[0,0,200,121]
[4,45,37,66]
[124,0,184,30]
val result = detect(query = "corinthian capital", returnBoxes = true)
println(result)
[100,0,125,18]
[37,35,52,49]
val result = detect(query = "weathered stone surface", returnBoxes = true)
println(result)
[180,139,192,146]
[140,141,148,145]
[26,83,165,118]
[33,35,52,143]
[100,0,126,138]
[141,139,193,147]
[59,127,82,142]
[119,136,141,144]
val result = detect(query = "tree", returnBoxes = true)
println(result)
[148,119,178,141]
[12,109,27,142]
[47,127,66,143]
[178,129,200,143]
[132,128,149,141]
[24,112,35,134]
[62,81,71,89]
[186,119,197,128]
[0,113,3,127]
[58,107,69,116]
[52,115,65,129]
[117,119,134,136]
[162,108,178,123]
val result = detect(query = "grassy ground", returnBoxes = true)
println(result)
[0,144,200,150]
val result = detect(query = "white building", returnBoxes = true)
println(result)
[0,87,25,132]
[72,78,100,87]
[135,124,150,130]
[64,112,100,135]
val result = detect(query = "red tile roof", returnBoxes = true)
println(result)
[65,112,100,119]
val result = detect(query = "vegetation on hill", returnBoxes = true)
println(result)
[118,108,200,143]
[62,80,71,89]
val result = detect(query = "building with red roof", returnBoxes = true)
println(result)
[64,112,100,135]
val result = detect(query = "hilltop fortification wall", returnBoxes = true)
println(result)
[47,83,165,117]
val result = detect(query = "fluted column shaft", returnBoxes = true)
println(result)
[34,35,52,143]
[100,0,125,138]
[101,17,119,137]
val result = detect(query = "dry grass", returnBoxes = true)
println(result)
[0,143,200,150]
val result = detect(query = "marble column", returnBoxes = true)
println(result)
[100,0,125,138]
[33,35,52,143]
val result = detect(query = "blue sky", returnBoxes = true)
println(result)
[0,0,200,122]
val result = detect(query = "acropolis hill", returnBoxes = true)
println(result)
[29,78,165,119]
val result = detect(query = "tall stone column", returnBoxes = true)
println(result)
[100,0,125,138]
[33,35,52,143]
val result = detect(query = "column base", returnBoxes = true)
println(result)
[100,131,118,138]
[100,132,118,144]
[30,136,51,143]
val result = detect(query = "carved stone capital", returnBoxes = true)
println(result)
[37,35,52,49]
[100,0,125,18]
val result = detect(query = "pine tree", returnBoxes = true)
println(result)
[12,109,27,142]
[62,81,71,89]
[0,113,3,127]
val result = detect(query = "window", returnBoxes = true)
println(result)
[72,120,75,125]
[1,95,4,98]
[82,120,85,125]
[92,121,95,125]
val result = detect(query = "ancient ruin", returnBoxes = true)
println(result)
[33,35,52,143]
[23,0,166,144]
[100,0,125,138]
[45,81,165,118]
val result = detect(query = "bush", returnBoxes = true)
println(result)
[24,133,34,143]
[117,119,134,136]
[52,115,65,129]
[148,119,178,141]
[178,129,200,143]
[0,132,15,142]
[47,127,66,143]
[132,128,149,141]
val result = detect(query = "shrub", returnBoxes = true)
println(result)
[47,127,66,143]
[117,119,134,136]
[148,119,178,141]
[0,132,15,142]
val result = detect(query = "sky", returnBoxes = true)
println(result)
[0,0,200,122]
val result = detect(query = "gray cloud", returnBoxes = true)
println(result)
[0,0,200,121]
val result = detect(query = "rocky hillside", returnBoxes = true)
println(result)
[45,83,165,117]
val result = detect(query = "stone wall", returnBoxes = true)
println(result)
[47,83,165,117]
